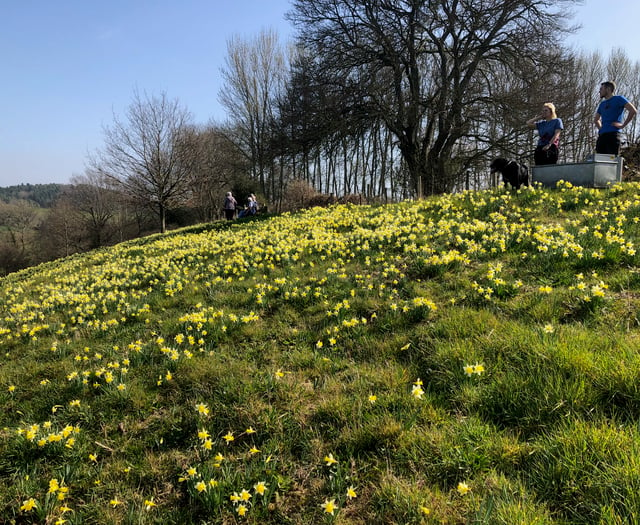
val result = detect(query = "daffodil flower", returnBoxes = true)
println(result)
[411,384,424,399]
[20,498,37,512]
[195,403,210,416]
[457,481,471,495]
[321,498,337,515]
[324,453,338,466]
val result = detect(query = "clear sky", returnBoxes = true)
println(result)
[1,0,639,187]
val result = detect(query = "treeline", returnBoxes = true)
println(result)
[0,185,153,276]
[0,184,68,208]
[215,1,640,200]
[5,0,640,275]
[0,176,328,276]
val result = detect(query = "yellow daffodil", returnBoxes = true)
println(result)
[321,498,337,515]
[324,453,338,466]
[411,384,424,399]
[20,498,37,512]
[196,403,210,416]
[457,481,471,495]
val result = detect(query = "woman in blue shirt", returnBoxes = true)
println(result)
[527,102,563,165]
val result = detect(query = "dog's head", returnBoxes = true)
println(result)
[489,158,510,173]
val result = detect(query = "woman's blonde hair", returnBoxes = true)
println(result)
[543,102,557,119]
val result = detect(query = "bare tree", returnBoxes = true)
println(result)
[288,0,579,196]
[0,200,41,274]
[38,199,83,260]
[219,28,287,199]
[179,124,250,221]
[605,48,640,147]
[66,170,120,249]
[90,90,194,233]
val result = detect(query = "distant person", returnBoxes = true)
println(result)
[238,194,258,218]
[527,102,563,165]
[248,194,258,215]
[594,81,637,155]
[223,192,237,220]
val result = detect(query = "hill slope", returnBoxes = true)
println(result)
[2,183,640,524]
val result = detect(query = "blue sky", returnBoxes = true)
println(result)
[1,0,639,187]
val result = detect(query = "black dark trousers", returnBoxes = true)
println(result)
[534,144,559,165]
[595,132,621,155]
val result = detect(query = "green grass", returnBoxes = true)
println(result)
[3,181,640,523]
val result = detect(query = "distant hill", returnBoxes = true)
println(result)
[0,183,68,208]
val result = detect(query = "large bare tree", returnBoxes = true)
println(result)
[91,90,194,233]
[218,29,287,198]
[288,0,578,196]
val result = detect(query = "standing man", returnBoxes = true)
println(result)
[594,81,637,155]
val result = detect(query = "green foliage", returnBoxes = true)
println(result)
[4,182,640,523]
[526,420,640,524]
[0,183,67,207]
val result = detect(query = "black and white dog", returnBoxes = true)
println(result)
[490,158,530,189]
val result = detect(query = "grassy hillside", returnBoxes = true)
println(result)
[2,181,640,524]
